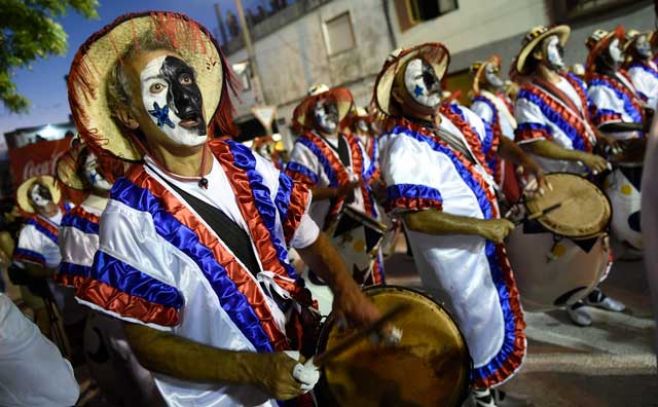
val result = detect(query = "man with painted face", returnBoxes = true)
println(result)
[513,25,612,176]
[470,55,545,204]
[375,43,527,407]
[625,30,658,109]
[56,142,163,406]
[287,85,385,286]
[67,12,380,406]
[586,28,647,141]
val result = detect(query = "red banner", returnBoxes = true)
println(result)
[7,137,84,204]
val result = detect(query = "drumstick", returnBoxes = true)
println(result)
[311,303,410,367]
[526,202,563,220]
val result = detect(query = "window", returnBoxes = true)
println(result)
[556,0,641,21]
[395,0,458,31]
[324,12,356,56]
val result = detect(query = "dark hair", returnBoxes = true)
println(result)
[30,183,52,202]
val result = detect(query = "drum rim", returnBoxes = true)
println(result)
[525,171,612,239]
[331,206,389,235]
[314,284,473,406]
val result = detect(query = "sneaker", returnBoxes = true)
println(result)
[585,289,626,312]
[567,302,592,327]
[468,389,532,407]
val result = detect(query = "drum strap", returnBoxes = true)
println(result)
[159,176,263,278]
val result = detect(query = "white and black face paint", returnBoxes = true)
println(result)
[635,35,652,59]
[313,100,339,134]
[29,184,52,209]
[608,38,624,68]
[484,63,505,90]
[140,55,207,147]
[357,119,369,133]
[404,58,441,108]
[83,152,113,192]
[543,35,565,71]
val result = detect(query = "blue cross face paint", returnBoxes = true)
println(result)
[403,58,441,108]
[83,152,113,192]
[140,55,207,147]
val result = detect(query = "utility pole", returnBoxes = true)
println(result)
[234,0,267,105]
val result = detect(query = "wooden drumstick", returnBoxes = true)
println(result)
[526,202,563,221]
[311,303,410,368]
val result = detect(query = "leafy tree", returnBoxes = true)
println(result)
[0,0,99,113]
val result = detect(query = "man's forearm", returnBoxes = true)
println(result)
[296,232,354,294]
[498,137,533,168]
[404,209,486,236]
[311,187,336,201]
[523,139,586,162]
[124,322,261,385]
[24,263,55,279]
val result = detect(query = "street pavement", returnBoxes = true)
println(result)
[384,237,658,407]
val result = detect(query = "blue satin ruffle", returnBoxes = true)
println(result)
[228,141,298,280]
[14,247,45,265]
[588,77,643,124]
[285,161,319,186]
[92,251,184,309]
[112,178,275,352]
[26,218,58,244]
[386,183,443,203]
[296,136,339,187]
[59,261,92,279]
[61,213,100,235]
[517,88,587,151]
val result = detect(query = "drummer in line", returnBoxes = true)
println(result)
[374,42,531,407]
[511,25,625,326]
[286,85,385,285]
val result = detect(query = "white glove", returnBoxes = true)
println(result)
[284,351,320,393]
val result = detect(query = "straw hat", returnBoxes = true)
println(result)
[56,141,87,191]
[585,26,625,75]
[373,43,450,116]
[16,176,61,215]
[514,25,570,75]
[68,11,231,161]
[470,54,501,94]
[292,84,354,131]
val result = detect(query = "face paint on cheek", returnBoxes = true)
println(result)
[608,39,624,66]
[313,101,339,133]
[29,185,50,208]
[140,55,207,147]
[83,154,113,191]
[544,36,565,71]
[636,36,652,58]
[404,58,441,108]
[484,64,504,89]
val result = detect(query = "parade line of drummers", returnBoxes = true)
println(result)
[1,11,654,407]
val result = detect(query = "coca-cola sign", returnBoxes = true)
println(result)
[8,137,73,189]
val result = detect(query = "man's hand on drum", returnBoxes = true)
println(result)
[579,152,609,175]
[336,180,360,198]
[478,218,516,244]
[255,352,320,400]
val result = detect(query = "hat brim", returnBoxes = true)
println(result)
[293,88,354,130]
[515,25,570,75]
[586,27,624,77]
[373,43,450,116]
[56,143,87,191]
[472,54,501,95]
[16,176,62,214]
[68,12,225,161]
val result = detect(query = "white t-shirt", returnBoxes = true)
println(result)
[0,293,79,406]
[144,156,319,250]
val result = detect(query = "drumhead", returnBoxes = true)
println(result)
[526,173,611,238]
[316,286,471,407]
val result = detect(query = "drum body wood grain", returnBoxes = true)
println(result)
[315,286,471,407]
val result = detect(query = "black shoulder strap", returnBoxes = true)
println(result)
[159,177,262,278]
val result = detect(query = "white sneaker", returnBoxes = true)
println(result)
[585,290,626,312]
[567,303,592,327]
[466,389,532,407]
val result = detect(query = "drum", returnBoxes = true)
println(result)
[304,207,387,316]
[506,173,612,311]
[605,162,643,251]
[315,286,471,407]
